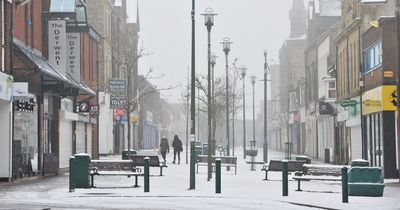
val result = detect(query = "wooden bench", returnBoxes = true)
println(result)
[196,155,237,174]
[89,160,143,188]
[130,155,167,176]
[261,160,305,180]
[292,164,345,191]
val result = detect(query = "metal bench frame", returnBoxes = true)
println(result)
[261,160,305,180]
[130,155,167,176]
[196,155,237,174]
[89,160,144,188]
[292,164,345,191]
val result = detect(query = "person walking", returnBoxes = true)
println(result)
[172,134,183,164]
[160,136,169,164]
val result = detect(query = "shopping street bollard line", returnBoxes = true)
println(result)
[282,160,288,196]
[69,156,75,192]
[144,157,150,193]
[216,158,221,194]
[342,167,348,203]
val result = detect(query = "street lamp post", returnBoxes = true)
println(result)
[251,76,257,143]
[189,0,196,190]
[263,50,269,163]
[210,54,217,155]
[241,66,247,159]
[201,8,217,181]
[221,37,233,158]
[251,75,257,170]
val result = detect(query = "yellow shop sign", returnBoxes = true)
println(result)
[362,85,397,115]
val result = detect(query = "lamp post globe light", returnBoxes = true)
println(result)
[201,7,217,181]
[240,65,247,159]
[210,53,217,155]
[221,37,233,158]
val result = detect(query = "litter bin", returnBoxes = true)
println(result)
[295,155,311,164]
[74,153,91,188]
[351,159,369,167]
[122,149,137,160]
[202,144,208,155]
[324,148,330,163]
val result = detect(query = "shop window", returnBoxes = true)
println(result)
[363,41,382,73]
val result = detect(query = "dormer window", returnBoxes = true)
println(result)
[323,75,336,102]
[49,0,88,30]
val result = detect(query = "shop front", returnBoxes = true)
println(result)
[0,71,13,181]
[317,101,335,161]
[13,39,94,177]
[13,82,38,177]
[362,85,398,178]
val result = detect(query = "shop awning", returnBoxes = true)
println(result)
[13,39,95,96]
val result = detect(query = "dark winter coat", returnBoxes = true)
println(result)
[172,135,183,152]
[160,138,169,153]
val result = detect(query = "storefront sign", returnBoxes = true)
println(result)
[362,85,397,115]
[130,115,139,124]
[76,101,90,113]
[318,102,334,115]
[146,111,153,123]
[0,71,13,101]
[66,33,81,82]
[340,100,357,107]
[384,71,394,78]
[346,97,361,127]
[109,79,126,108]
[337,104,349,122]
[13,82,28,97]
[90,105,99,115]
[48,20,67,76]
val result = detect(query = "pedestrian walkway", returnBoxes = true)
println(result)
[0,148,399,210]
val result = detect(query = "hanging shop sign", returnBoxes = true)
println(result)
[318,102,334,115]
[0,71,13,101]
[48,20,67,76]
[76,101,90,113]
[66,33,81,82]
[362,85,397,115]
[340,100,358,107]
[130,115,139,124]
[13,82,28,97]
[90,105,99,115]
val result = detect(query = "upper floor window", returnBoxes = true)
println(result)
[363,41,382,73]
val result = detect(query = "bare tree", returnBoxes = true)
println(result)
[195,67,243,152]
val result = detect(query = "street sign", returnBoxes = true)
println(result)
[109,79,127,108]
[340,100,358,107]
[110,96,127,108]
[90,105,99,115]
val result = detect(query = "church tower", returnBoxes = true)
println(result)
[289,0,307,38]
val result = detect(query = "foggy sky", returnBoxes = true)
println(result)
[127,0,295,117]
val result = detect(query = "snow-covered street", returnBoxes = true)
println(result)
[1,149,400,210]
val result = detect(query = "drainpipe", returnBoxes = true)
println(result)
[2,0,5,72]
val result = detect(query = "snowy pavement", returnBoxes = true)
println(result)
[1,149,400,210]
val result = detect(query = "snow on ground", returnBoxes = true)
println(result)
[1,149,400,210]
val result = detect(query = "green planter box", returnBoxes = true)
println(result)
[348,167,385,197]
